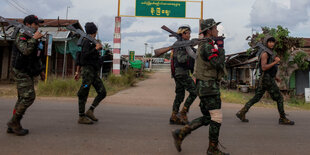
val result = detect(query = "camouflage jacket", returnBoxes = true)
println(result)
[194,38,227,81]
[12,32,43,76]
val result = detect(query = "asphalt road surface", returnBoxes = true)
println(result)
[0,71,309,155]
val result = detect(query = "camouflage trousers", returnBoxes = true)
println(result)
[186,79,222,143]
[172,74,197,113]
[244,73,285,116]
[77,65,106,115]
[12,68,36,116]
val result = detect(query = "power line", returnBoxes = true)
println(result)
[6,0,28,15]
[10,0,33,14]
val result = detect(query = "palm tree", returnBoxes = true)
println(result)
[103,43,112,51]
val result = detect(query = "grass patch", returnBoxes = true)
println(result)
[37,69,148,97]
[221,89,310,110]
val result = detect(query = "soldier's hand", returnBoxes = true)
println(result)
[33,31,44,40]
[274,57,280,63]
[95,43,102,50]
[74,72,80,81]
[40,72,45,81]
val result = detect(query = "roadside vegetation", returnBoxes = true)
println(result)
[0,69,152,97]
[221,89,310,110]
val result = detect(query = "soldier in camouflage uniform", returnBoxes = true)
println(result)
[170,25,197,125]
[74,22,106,124]
[236,36,294,125]
[172,19,229,155]
[7,15,45,136]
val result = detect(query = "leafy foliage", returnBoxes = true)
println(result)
[293,51,309,71]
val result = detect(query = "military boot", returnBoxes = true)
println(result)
[170,111,182,125]
[180,107,189,125]
[78,116,94,124]
[86,109,98,121]
[172,125,191,152]
[207,141,230,155]
[279,115,294,125]
[7,114,29,136]
[236,107,249,122]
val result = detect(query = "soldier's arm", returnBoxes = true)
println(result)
[202,44,224,69]
[261,52,280,71]
[15,34,37,56]
[185,46,197,59]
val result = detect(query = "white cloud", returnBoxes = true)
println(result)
[250,0,310,28]
[1,0,309,55]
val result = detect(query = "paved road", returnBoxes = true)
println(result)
[0,71,309,155]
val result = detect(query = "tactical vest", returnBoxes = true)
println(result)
[259,52,278,77]
[12,42,42,76]
[194,41,225,81]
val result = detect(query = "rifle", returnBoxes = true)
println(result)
[0,16,42,40]
[154,38,204,57]
[161,25,182,41]
[254,42,275,59]
[66,24,101,48]
[154,25,181,57]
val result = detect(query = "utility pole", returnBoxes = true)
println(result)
[66,6,70,19]
[144,43,148,57]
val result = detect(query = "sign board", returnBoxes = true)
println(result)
[129,51,135,62]
[47,34,53,56]
[305,88,310,102]
[135,0,186,18]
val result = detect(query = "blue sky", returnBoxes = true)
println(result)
[1,0,309,55]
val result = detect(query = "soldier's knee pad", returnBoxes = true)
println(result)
[209,109,223,123]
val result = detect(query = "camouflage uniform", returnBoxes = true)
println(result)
[244,73,284,115]
[77,65,106,115]
[236,36,294,125]
[172,19,229,155]
[7,32,43,136]
[77,38,106,123]
[171,44,197,125]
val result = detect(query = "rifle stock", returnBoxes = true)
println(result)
[154,46,172,57]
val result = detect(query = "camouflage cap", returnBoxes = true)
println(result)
[200,18,221,34]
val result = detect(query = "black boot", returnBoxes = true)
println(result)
[236,107,249,122]
[172,125,191,152]
[7,114,29,136]
[279,114,294,125]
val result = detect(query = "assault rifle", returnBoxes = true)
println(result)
[154,38,207,57]
[254,42,275,59]
[155,25,225,57]
[0,16,37,39]
[66,24,101,48]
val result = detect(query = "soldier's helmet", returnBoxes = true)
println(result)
[200,18,221,34]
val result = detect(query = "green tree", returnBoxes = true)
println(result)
[103,43,112,51]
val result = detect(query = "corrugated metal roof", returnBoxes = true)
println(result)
[0,27,71,41]
[5,18,82,29]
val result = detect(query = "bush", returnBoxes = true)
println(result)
[37,70,138,97]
